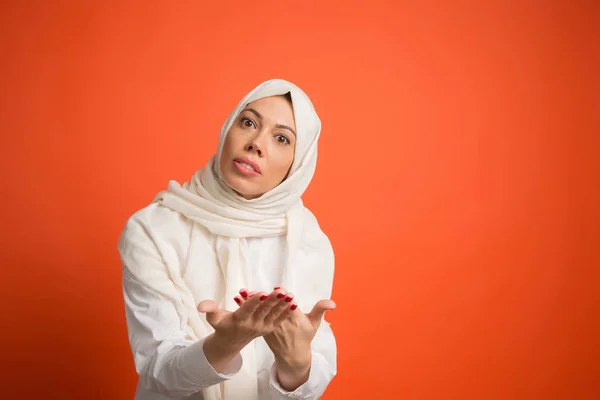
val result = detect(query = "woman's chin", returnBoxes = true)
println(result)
[235,188,262,200]
[224,176,262,200]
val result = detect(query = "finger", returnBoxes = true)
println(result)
[307,299,336,328]
[197,300,218,313]
[233,296,244,307]
[234,292,268,319]
[283,293,295,305]
[264,290,292,324]
[197,300,228,327]
[253,290,288,321]
[234,289,251,307]
[273,287,288,297]
[272,300,298,325]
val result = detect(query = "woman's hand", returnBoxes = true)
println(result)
[197,289,290,372]
[237,288,336,391]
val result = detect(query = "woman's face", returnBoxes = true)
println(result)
[219,95,296,200]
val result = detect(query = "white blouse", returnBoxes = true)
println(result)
[122,227,337,399]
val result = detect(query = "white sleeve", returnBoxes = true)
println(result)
[122,266,243,398]
[263,320,337,399]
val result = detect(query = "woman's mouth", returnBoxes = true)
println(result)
[233,159,261,177]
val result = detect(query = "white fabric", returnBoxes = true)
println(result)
[118,79,335,400]
[121,216,337,399]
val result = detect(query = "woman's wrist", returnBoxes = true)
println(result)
[203,332,248,373]
[212,330,251,352]
[274,351,312,391]
[273,347,312,390]
[274,348,312,372]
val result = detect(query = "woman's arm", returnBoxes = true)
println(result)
[123,267,243,397]
[262,320,337,399]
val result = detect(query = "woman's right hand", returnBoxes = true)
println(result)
[197,288,291,350]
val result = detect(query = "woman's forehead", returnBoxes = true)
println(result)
[240,96,296,126]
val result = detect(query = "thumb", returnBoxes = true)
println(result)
[197,300,227,328]
[197,300,218,313]
[307,299,336,328]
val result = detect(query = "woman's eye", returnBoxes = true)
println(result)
[241,118,255,128]
[276,134,290,145]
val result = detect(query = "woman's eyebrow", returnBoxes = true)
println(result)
[243,108,263,120]
[243,108,296,137]
[276,124,296,137]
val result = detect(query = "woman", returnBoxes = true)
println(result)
[118,79,337,400]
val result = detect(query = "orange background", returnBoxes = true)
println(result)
[1,1,599,399]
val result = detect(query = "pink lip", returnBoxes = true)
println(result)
[233,157,261,176]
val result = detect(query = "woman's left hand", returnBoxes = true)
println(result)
[236,287,336,390]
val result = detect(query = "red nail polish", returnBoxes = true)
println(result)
[285,296,293,302]
[277,293,285,298]
[291,304,298,311]
[274,286,281,290]
[260,295,268,301]
[240,290,248,298]
[234,297,241,304]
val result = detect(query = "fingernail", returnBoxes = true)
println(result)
[240,290,248,298]
[285,296,293,302]
[274,286,281,290]
[277,293,285,298]
[260,295,268,301]
[234,297,241,304]
[291,304,298,311]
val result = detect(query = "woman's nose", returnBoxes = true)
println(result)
[245,141,262,156]
[245,132,266,156]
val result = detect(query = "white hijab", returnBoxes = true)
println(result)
[146,79,333,399]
